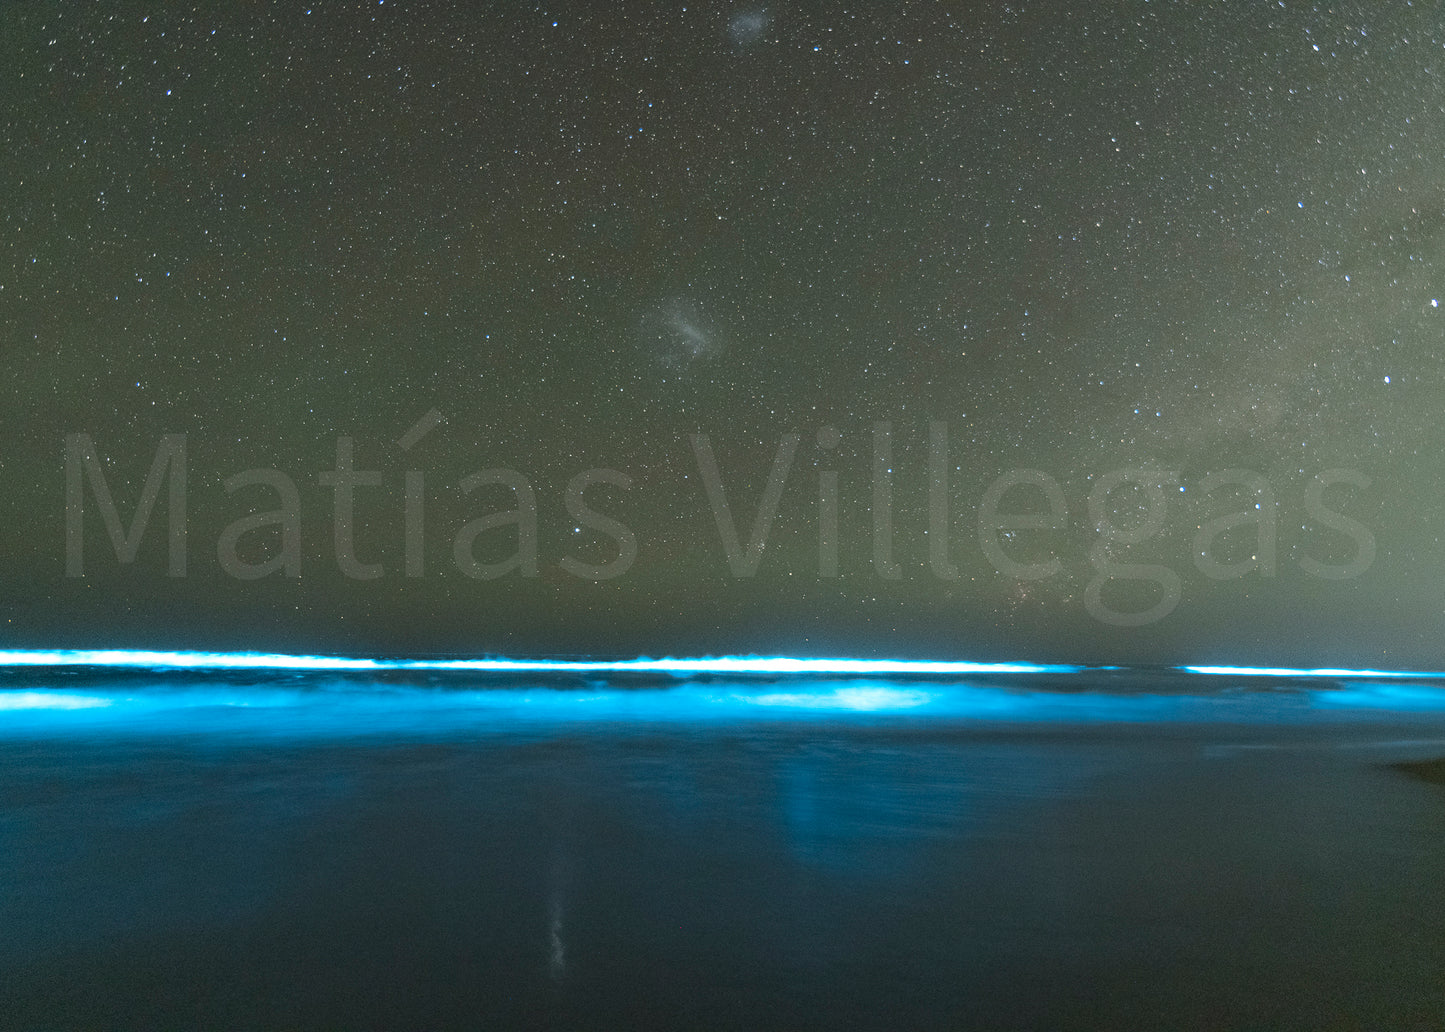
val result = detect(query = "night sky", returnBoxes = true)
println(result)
[2,1,1443,665]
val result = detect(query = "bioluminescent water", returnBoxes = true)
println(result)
[0,648,1086,675]
[4,654,1445,1029]
[2,649,1445,737]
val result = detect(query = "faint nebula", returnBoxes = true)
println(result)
[727,9,770,47]
[640,297,724,374]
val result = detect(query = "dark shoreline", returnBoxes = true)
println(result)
[1390,757,1445,785]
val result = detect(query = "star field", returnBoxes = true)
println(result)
[2,1,1443,663]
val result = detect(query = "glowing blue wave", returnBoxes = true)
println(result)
[0,649,1080,677]
[4,676,1440,734]
[3,650,1445,736]
[0,680,1227,736]
[1312,683,1445,711]
[4,651,1444,682]
[1,651,1444,734]
[0,691,112,711]
[1182,665,1445,680]
[0,684,946,717]
[6,652,1443,682]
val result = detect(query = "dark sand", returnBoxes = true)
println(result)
[1391,756,1445,784]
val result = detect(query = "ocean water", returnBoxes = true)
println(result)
[2,658,1444,1030]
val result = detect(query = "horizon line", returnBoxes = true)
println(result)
[0,649,1442,681]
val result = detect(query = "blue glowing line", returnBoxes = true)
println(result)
[6,651,1445,685]
[4,651,1444,681]
[1182,665,1445,680]
[0,649,1081,677]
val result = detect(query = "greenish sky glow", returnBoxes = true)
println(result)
[3,1,1442,664]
